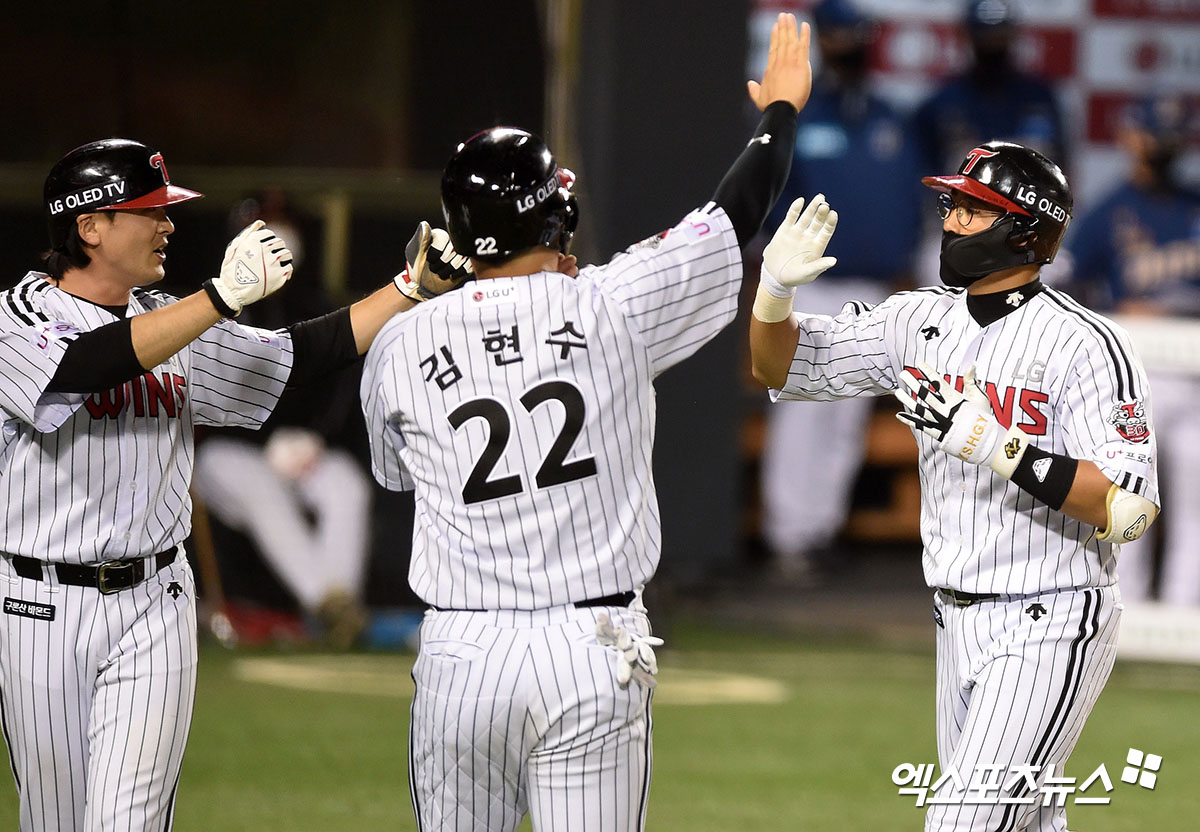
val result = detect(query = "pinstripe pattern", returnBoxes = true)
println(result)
[0,273,293,562]
[930,587,1118,832]
[771,281,1155,831]
[0,272,294,830]
[409,605,654,832]
[364,205,740,829]
[0,551,198,831]
[362,205,740,611]
[776,286,1159,595]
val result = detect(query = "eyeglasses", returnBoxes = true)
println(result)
[936,192,1004,226]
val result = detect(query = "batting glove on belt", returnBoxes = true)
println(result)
[393,221,473,302]
[894,363,1029,478]
[595,612,665,690]
[205,221,293,317]
[753,194,839,323]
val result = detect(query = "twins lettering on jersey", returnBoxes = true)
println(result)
[903,366,1049,435]
[83,371,187,420]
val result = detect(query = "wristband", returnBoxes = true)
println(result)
[758,267,794,299]
[986,423,1029,479]
[203,279,240,318]
[1007,445,1079,511]
[753,282,795,323]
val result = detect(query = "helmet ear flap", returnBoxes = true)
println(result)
[1006,216,1038,254]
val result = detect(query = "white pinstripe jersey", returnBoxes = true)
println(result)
[776,283,1159,595]
[362,204,740,610]
[0,272,293,562]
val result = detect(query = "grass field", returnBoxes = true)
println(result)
[2,620,1198,830]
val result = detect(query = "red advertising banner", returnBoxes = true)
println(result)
[1093,0,1200,22]
[872,23,1076,80]
[1087,92,1200,142]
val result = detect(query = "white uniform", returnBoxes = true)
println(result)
[362,204,740,831]
[193,435,372,612]
[0,272,292,831]
[776,281,1158,831]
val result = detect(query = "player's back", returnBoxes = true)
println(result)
[363,204,741,610]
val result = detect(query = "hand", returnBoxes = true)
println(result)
[895,363,1027,475]
[747,13,812,113]
[763,194,838,289]
[555,252,579,278]
[212,221,294,315]
[264,427,324,481]
[595,612,665,689]
[394,221,473,302]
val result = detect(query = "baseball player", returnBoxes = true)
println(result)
[0,138,467,831]
[360,13,813,830]
[749,142,1159,831]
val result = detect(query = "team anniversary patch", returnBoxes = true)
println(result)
[1108,400,1150,443]
[4,597,55,621]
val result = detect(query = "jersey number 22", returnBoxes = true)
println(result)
[448,379,598,505]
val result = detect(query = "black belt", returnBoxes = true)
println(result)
[433,590,636,613]
[8,548,178,594]
[938,588,1000,607]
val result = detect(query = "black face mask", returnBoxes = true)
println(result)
[940,214,1036,288]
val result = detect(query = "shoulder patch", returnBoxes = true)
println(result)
[1108,400,1150,444]
[28,320,81,353]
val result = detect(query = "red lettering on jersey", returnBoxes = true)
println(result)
[130,373,145,416]
[984,382,1016,429]
[961,147,999,175]
[144,372,176,417]
[1018,389,1050,435]
[84,372,187,420]
[83,388,126,419]
[149,152,170,184]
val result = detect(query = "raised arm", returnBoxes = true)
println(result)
[48,222,293,393]
[710,13,813,248]
[285,222,472,387]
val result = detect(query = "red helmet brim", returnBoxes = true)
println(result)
[921,174,1031,217]
[100,184,204,211]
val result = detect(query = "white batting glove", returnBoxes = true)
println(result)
[393,221,474,302]
[208,221,294,316]
[753,194,839,323]
[894,363,1030,478]
[264,427,324,482]
[595,612,665,690]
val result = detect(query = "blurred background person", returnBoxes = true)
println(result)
[757,0,922,584]
[192,189,373,646]
[1065,94,1200,607]
[913,0,1068,175]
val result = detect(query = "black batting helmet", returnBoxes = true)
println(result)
[44,139,203,249]
[441,127,578,263]
[923,140,1072,265]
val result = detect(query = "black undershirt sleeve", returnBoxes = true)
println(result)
[286,307,360,387]
[711,101,799,248]
[46,318,145,393]
[47,306,361,393]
